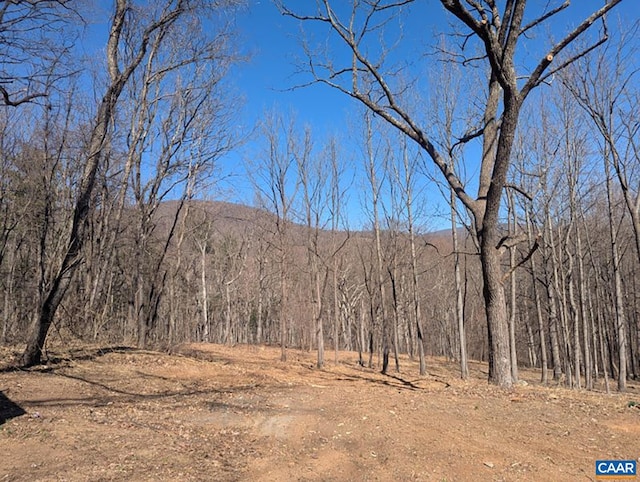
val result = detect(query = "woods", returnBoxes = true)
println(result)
[0,1,637,392]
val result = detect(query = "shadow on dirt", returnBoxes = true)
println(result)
[15,369,269,414]
[54,371,228,403]
[0,346,139,373]
[0,391,26,424]
[46,346,140,364]
[331,371,425,391]
[175,344,453,393]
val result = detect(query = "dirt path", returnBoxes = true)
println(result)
[1,344,639,481]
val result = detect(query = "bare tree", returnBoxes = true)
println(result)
[124,20,236,347]
[561,30,639,391]
[563,24,640,264]
[361,112,393,374]
[603,145,629,391]
[297,130,330,367]
[395,136,428,375]
[0,0,77,107]
[327,140,351,365]
[279,0,623,387]
[251,112,301,362]
[20,0,240,366]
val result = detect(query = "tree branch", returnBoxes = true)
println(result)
[519,1,569,38]
[497,230,528,254]
[0,84,46,106]
[501,236,541,282]
[505,182,533,202]
[520,0,622,100]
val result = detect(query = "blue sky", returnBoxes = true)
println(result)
[227,0,450,230]
[78,1,639,231]
[233,1,355,132]
[230,0,637,130]
[223,0,639,231]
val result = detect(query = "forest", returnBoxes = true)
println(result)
[0,0,638,392]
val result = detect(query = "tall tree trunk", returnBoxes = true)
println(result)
[333,259,339,365]
[364,113,391,374]
[576,222,592,389]
[224,283,233,345]
[409,225,426,376]
[21,1,133,367]
[199,242,209,341]
[474,95,523,388]
[280,261,288,362]
[604,150,628,392]
[480,233,511,386]
[525,319,537,368]
[388,263,401,373]
[596,285,611,394]
[507,189,519,382]
[526,210,548,383]
[256,241,267,344]
[545,264,563,382]
[316,264,325,368]
[566,252,581,389]
[451,188,468,379]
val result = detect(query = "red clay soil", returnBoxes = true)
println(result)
[0,343,639,481]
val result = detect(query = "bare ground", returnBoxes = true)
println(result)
[1,343,639,481]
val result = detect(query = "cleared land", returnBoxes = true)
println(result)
[1,343,639,481]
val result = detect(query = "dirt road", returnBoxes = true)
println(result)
[1,344,638,481]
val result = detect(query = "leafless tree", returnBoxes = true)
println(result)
[360,112,394,373]
[296,130,329,367]
[278,0,623,387]
[20,0,241,366]
[0,0,78,107]
[393,135,428,375]
[251,112,301,362]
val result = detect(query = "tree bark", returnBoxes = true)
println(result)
[21,0,132,366]
[20,0,204,366]
[451,188,468,379]
[604,147,628,392]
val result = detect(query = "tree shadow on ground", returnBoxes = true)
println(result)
[0,391,26,424]
[0,346,140,373]
[175,344,455,393]
[333,371,424,391]
[15,369,268,414]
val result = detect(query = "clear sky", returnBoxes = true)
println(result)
[81,1,640,231]
[231,0,638,124]
[233,1,357,132]
[226,0,450,230]
[223,0,640,230]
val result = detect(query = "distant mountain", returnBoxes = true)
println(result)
[153,199,467,257]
